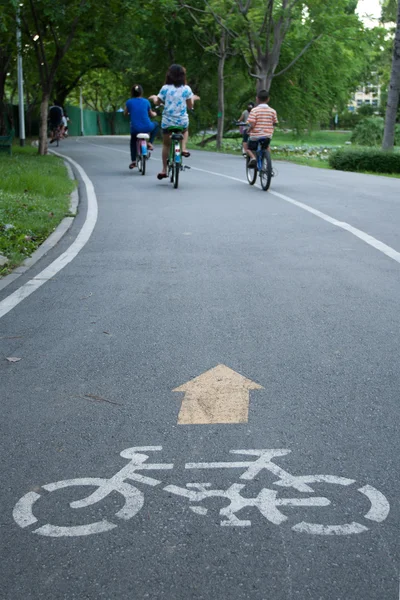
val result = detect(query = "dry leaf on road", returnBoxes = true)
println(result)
[6,357,22,363]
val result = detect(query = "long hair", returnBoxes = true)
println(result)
[131,84,143,98]
[165,64,186,87]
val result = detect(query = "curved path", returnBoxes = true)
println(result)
[0,137,399,600]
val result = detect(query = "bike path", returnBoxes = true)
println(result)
[0,138,399,600]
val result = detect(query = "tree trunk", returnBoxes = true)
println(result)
[97,113,103,135]
[255,65,273,93]
[382,0,400,151]
[38,91,50,155]
[216,33,226,151]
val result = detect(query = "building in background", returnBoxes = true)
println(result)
[348,76,381,112]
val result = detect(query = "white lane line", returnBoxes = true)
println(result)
[0,153,98,320]
[70,143,400,266]
[191,166,400,266]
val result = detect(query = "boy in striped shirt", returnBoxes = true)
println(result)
[246,89,278,168]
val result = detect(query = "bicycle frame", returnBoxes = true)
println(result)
[166,128,186,189]
[136,133,150,175]
[13,445,390,537]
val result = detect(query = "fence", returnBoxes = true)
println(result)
[4,104,130,138]
[65,105,130,136]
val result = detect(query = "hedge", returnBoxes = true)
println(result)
[329,148,400,174]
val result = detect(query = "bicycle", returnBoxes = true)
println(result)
[135,133,150,176]
[49,124,63,147]
[166,126,189,189]
[235,121,274,191]
[13,445,390,538]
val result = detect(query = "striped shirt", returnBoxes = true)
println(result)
[247,103,278,138]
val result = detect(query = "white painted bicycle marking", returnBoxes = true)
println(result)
[13,446,389,538]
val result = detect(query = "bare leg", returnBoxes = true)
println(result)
[246,148,256,160]
[161,134,171,174]
[182,130,189,153]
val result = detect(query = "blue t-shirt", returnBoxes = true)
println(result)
[126,97,152,133]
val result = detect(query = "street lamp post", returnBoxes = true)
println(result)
[80,87,84,136]
[16,4,26,147]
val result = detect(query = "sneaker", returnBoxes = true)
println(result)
[248,158,257,169]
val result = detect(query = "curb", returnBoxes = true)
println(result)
[0,160,79,292]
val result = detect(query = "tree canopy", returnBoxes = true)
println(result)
[0,0,396,150]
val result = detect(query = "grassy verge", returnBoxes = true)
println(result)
[271,130,352,147]
[0,145,75,277]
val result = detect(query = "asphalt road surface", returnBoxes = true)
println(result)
[1,137,399,600]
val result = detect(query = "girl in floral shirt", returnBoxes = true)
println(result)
[149,64,200,180]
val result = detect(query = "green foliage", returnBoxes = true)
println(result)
[351,117,400,146]
[329,148,400,173]
[0,146,73,274]
[335,111,361,129]
[357,104,376,117]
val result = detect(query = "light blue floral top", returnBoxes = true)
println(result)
[158,84,193,129]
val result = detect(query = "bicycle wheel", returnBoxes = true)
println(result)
[141,156,146,176]
[137,155,142,173]
[246,157,257,185]
[13,477,144,537]
[169,161,174,183]
[174,161,180,189]
[260,152,272,191]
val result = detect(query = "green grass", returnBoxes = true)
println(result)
[272,130,352,147]
[0,146,75,277]
[273,155,331,169]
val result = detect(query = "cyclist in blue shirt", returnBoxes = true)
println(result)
[125,84,159,170]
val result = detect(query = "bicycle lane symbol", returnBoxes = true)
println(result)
[13,447,390,538]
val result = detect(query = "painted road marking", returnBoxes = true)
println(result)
[13,446,389,537]
[0,153,98,320]
[173,364,263,424]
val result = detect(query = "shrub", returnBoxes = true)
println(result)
[351,117,400,146]
[351,117,384,146]
[329,148,400,174]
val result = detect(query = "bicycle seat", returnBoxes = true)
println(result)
[137,133,150,140]
[166,127,185,140]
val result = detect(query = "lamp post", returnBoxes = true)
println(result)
[80,87,84,136]
[16,3,26,146]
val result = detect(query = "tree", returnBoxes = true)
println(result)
[18,0,93,154]
[382,0,400,150]
[68,69,127,134]
[180,1,237,149]
[0,0,16,135]
[19,0,132,154]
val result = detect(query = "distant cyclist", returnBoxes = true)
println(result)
[48,101,63,144]
[246,90,278,168]
[237,101,254,155]
[124,84,159,170]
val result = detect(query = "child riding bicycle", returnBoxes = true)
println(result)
[237,101,255,156]
[246,90,278,168]
[149,64,200,181]
[125,84,159,170]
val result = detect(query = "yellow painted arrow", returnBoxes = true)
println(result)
[173,364,263,425]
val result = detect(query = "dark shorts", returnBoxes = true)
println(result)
[248,137,271,151]
[162,128,187,136]
[242,132,249,143]
[49,118,62,129]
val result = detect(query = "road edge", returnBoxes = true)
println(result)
[0,159,79,292]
